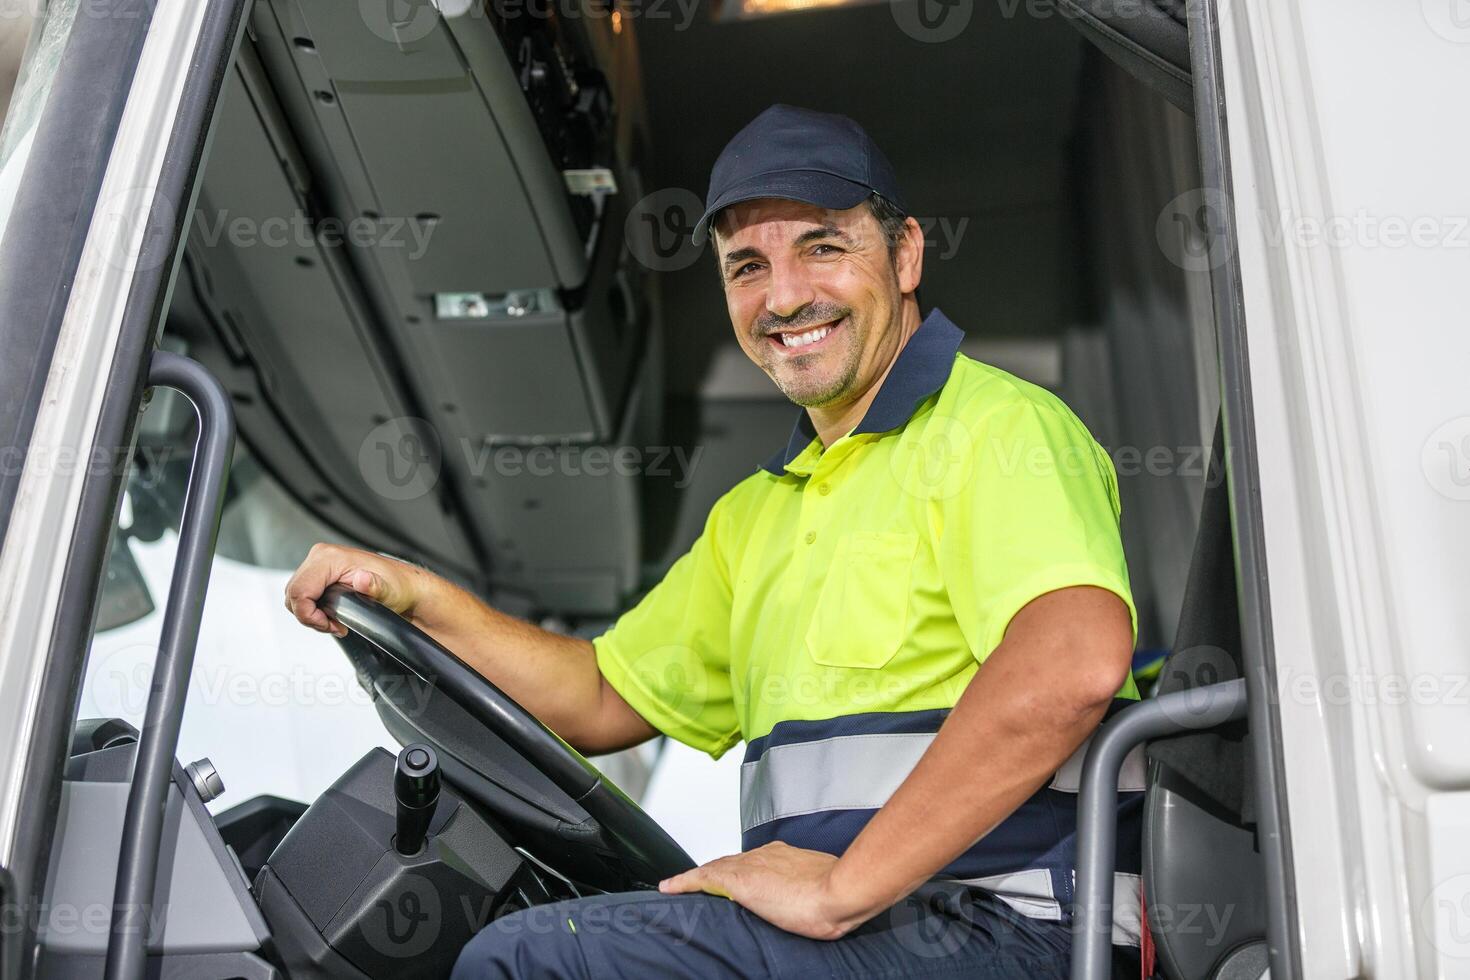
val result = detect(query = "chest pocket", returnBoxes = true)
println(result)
[805,530,919,670]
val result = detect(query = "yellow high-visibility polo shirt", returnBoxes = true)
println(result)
[595,308,1137,757]
[593,308,1142,935]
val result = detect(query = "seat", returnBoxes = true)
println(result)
[1142,416,1269,979]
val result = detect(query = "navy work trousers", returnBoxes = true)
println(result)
[452,882,1133,978]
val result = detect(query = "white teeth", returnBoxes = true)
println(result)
[780,324,833,348]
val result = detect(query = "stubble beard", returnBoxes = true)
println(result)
[770,338,864,408]
[754,303,862,408]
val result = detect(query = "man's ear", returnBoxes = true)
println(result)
[895,216,925,295]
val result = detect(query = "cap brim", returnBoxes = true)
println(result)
[692,170,873,246]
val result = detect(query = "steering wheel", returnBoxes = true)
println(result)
[319,585,695,888]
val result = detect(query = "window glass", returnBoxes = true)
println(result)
[0,0,80,236]
[77,388,395,812]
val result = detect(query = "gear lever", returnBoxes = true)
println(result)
[394,743,441,856]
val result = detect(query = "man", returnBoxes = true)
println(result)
[286,104,1142,978]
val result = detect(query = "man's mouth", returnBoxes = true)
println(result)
[767,316,845,352]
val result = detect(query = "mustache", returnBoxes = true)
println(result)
[756,304,850,337]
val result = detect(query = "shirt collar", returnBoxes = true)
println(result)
[759,308,965,476]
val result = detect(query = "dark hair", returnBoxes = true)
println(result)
[864,192,910,260]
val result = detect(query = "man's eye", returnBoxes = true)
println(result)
[732,262,760,279]
[811,244,840,256]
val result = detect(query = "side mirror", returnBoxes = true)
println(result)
[94,533,155,632]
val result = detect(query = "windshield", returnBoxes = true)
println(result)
[76,386,396,811]
[0,0,79,237]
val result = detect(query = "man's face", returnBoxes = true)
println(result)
[714,199,917,410]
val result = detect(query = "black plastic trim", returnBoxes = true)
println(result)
[1185,0,1299,975]
[0,5,160,979]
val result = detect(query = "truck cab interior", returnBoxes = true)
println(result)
[21,0,1280,977]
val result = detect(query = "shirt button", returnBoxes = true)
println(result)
[804,530,816,545]
[818,482,831,496]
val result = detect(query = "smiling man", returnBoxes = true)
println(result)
[287,104,1143,978]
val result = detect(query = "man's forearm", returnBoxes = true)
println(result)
[286,543,658,752]
[826,587,1132,927]
[402,567,657,754]
[826,656,1106,923]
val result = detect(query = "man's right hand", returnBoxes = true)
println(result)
[284,543,426,638]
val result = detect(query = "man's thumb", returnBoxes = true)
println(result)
[347,568,384,599]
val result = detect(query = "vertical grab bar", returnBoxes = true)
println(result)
[1070,678,1250,980]
[104,352,234,980]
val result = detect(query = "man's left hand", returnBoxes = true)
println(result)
[658,842,873,940]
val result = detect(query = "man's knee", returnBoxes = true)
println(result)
[451,904,584,980]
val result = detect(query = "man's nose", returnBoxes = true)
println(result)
[764,259,816,320]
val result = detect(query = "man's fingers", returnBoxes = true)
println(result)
[660,875,712,896]
[285,579,321,625]
[658,868,703,894]
[283,543,360,633]
[299,602,349,636]
[286,594,333,633]
[659,861,732,898]
[284,544,416,638]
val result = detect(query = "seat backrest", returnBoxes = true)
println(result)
[1145,762,1267,978]
[1143,416,1269,979]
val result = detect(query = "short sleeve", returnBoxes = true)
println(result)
[593,496,741,759]
[939,396,1138,673]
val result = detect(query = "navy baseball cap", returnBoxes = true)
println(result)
[692,104,907,246]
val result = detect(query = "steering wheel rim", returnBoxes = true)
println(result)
[319,585,695,885]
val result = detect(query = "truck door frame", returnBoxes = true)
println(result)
[0,2,250,977]
[1187,0,1300,976]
